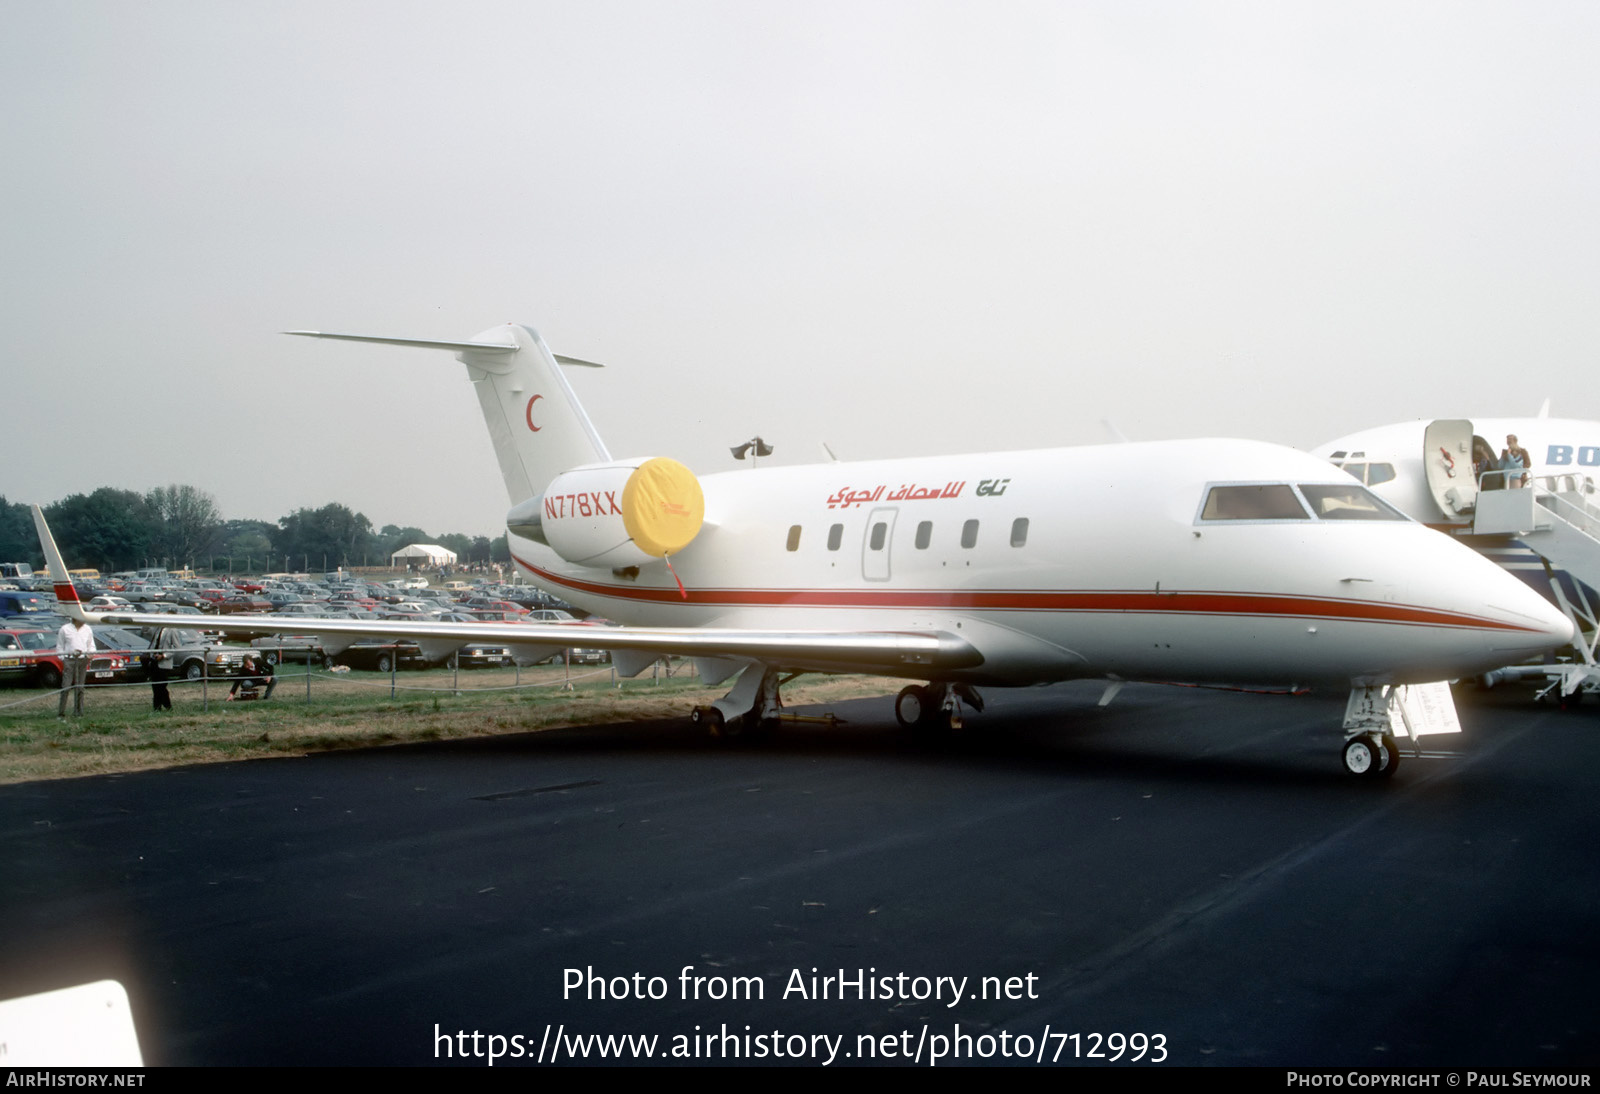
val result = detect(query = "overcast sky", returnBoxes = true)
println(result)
[5,1,1598,537]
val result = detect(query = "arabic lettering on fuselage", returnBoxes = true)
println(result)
[825,482,967,508]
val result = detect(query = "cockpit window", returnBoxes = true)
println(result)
[1334,461,1396,487]
[1200,484,1310,521]
[1296,483,1407,521]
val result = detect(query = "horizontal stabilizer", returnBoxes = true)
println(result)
[283,331,603,369]
[283,331,517,353]
[285,323,610,503]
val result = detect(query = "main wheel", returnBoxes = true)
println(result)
[1378,734,1401,778]
[1342,735,1379,777]
[377,653,394,673]
[690,706,726,739]
[895,685,931,729]
[38,665,62,690]
[185,661,204,681]
[264,650,280,666]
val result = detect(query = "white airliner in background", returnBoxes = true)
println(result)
[1313,414,1600,698]
[1312,414,1600,530]
[39,324,1574,777]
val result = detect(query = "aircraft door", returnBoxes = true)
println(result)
[1423,419,1477,522]
[862,508,898,581]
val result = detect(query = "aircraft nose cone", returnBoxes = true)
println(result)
[1491,579,1575,650]
[1465,554,1576,665]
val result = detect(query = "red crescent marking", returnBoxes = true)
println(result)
[525,394,543,432]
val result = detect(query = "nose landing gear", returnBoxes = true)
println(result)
[1341,732,1401,778]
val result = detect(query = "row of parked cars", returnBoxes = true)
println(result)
[0,571,608,689]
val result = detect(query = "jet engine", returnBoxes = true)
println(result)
[531,457,705,568]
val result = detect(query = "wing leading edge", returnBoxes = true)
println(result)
[31,507,981,679]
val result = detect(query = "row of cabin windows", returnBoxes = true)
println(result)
[786,518,1030,552]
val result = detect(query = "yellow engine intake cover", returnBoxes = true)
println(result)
[621,457,705,557]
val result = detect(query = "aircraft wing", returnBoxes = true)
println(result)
[93,611,980,677]
[31,508,980,679]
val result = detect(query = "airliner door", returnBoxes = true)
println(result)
[1423,419,1477,522]
[861,508,898,581]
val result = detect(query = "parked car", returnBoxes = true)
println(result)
[215,595,273,614]
[131,627,253,681]
[0,627,134,689]
[451,643,514,669]
[524,608,580,622]
[330,639,431,673]
[249,635,326,665]
[0,628,55,687]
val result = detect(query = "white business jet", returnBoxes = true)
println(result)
[39,325,1573,777]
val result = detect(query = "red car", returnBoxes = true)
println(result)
[215,595,273,614]
[0,628,133,689]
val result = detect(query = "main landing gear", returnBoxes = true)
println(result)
[689,669,985,744]
[691,665,787,743]
[894,682,984,736]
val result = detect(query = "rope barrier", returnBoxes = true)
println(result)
[0,660,631,716]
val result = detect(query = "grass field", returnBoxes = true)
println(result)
[0,661,899,784]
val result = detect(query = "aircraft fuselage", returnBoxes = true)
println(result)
[510,437,1570,688]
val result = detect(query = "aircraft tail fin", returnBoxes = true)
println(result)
[31,506,87,621]
[285,324,610,504]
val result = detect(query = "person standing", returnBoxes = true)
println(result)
[56,616,95,718]
[145,626,182,711]
[1501,434,1532,488]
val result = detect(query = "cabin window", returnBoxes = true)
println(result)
[827,524,843,551]
[869,522,887,550]
[786,525,801,552]
[961,519,979,548]
[915,521,932,549]
[1200,484,1309,521]
[1010,518,1029,547]
[1296,484,1407,521]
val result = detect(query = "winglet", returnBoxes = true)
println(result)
[31,505,86,621]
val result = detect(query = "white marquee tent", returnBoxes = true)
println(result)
[389,543,458,567]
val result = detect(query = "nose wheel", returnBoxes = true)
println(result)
[1342,733,1400,778]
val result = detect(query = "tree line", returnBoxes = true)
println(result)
[0,488,509,573]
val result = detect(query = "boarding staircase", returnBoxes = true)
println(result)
[1471,473,1600,696]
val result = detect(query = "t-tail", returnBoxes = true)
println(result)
[284,324,610,503]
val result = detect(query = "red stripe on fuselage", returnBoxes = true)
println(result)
[511,554,1538,634]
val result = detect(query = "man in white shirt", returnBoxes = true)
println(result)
[57,617,96,718]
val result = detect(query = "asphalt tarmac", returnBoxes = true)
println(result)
[2,680,1595,1067]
